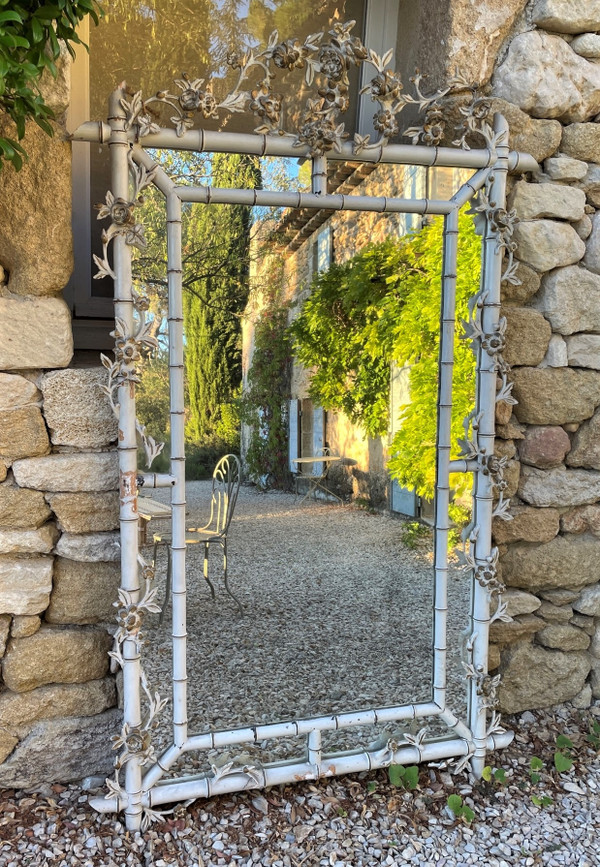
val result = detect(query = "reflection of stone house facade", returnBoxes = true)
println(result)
[1,0,600,788]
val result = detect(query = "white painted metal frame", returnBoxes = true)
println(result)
[74,65,536,829]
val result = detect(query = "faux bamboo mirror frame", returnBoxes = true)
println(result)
[72,21,537,831]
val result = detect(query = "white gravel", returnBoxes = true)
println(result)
[0,483,598,865]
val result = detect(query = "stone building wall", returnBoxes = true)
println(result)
[486,0,600,713]
[0,56,119,786]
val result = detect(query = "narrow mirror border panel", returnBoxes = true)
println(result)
[72,38,537,828]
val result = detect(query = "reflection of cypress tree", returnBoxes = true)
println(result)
[184,153,261,445]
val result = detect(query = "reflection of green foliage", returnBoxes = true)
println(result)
[289,211,480,503]
[241,278,292,489]
[183,153,260,448]
[0,0,101,171]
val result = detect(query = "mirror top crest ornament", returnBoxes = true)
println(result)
[119,20,497,157]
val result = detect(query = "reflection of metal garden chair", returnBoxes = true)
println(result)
[153,454,243,622]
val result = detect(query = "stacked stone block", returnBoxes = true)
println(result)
[489,0,600,712]
[0,57,120,786]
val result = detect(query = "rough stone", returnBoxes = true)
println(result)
[511,368,600,425]
[562,123,600,162]
[500,588,542,617]
[0,120,73,296]
[508,181,586,222]
[0,615,10,656]
[518,426,571,468]
[536,601,573,622]
[583,213,600,275]
[571,683,593,708]
[501,533,600,590]
[560,504,600,535]
[37,42,71,116]
[0,296,73,370]
[531,0,600,34]
[502,460,520,499]
[0,407,49,460]
[501,260,542,305]
[0,524,59,555]
[591,627,600,658]
[488,644,501,671]
[10,615,41,639]
[0,488,51,529]
[571,33,600,58]
[493,506,560,544]
[0,558,53,616]
[0,678,115,728]
[46,559,121,624]
[492,31,600,123]
[0,708,120,789]
[591,658,600,698]
[519,465,600,506]
[488,98,563,164]
[12,452,119,493]
[570,613,595,633]
[579,164,600,209]
[1,627,111,693]
[567,408,600,468]
[494,439,516,461]
[41,369,118,449]
[0,465,6,483]
[0,730,18,764]
[533,264,600,335]
[544,155,588,182]
[541,588,581,605]
[489,615,543,645]
[566,333,600,369]
[444,0,529,87]
[574,214,593,240]
[46,491,120,533]
[498,643,591,712]
[540,334,568,368]
[572,584,600,616]
[513,221,585,272]
[496,417,526,440]
[537,623,590,650]
[55,532,120,563]
[495,400,514,426]
[0,374,39,411]
[502,307,551,367]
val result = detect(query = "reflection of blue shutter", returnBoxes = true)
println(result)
[312,406,325,475]
[288,399,299,472]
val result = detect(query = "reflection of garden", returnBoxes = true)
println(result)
[143,482,469,775]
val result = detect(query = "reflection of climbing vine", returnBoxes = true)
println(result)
[241,286,292,489]
[289,211,481,504]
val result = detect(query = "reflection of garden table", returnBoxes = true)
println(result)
[292,455,343,505]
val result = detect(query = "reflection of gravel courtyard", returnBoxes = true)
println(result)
[143,482,470,773]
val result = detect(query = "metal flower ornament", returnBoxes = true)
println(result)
[118,20,498,156]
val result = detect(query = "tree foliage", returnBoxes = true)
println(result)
[182,153,261,446]
[0,0,101,171]
[241,275,292,489]
[289,211,481,502]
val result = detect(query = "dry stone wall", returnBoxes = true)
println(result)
[488,0,600,713]
[0,55,119,787]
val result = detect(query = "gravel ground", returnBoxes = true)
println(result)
[143,482,469,773]
[0,483,598,865]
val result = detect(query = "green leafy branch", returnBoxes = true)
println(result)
[288,211,480,504]
[0,0,102,171]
